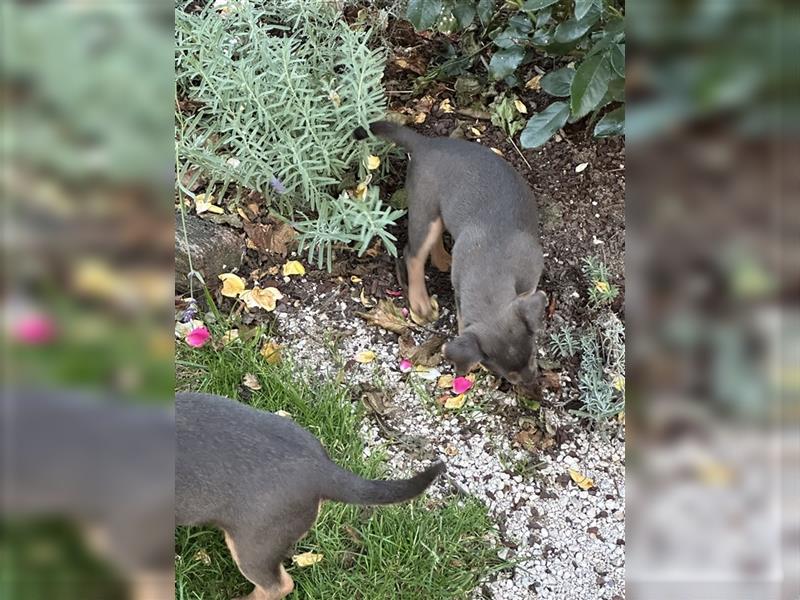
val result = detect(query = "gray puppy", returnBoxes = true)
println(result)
[355,121,546,388]
[176,391,444,600]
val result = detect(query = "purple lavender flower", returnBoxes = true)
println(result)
[180,300,199,323]
[269,177,287,194]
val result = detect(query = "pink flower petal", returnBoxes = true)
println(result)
[186,326,211,348]
[11,314,57,345]
[385,289,404,297]
[452,376,473,394]
[401,307,409,318]
[399,358,413,373]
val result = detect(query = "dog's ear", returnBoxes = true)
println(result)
[443,333,483,375]
[514,290,547,333]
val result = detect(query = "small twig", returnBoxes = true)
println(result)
[508,136,533,171]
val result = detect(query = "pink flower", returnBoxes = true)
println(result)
[401,307,409,318]
[399,358,413,373]
[186,326,211,348]
[452,376,473,394]
[12,314,57,345]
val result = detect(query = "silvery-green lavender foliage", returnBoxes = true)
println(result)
[175,0,393,268]
[2,2,173,183]
[576,311,625,420]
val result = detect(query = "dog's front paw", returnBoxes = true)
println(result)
[410,296,439,325]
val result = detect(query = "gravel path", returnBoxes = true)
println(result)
[273,276,625,600]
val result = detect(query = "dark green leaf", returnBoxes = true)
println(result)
[554,10,600,44]
[540,67,575,97]
[574,0,594,20]
[477,0,495,26]
[407,0,443,30]
[520,101,570,148]
[509,14,534,33]
[570,53,613,119]
[535,7,552,27]
[493,27,527,49]
[594,106,625,137]
[531,29,553,46]
[610,43,625,77]
[488,46,525,80]
[586,18,624,57]
[452,1,476,29]
[522,0,561,10]
[607,75,625,102]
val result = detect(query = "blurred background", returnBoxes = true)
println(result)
[1,1,174,599]
[626,1,798,599]
[0,0,797,599]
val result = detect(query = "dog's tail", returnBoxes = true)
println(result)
[353,120,425,151]
[323,461,445,506]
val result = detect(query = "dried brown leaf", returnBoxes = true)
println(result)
[357,299,409,335]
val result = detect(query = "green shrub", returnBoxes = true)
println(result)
[549,324,579,358]
[575,312,625,420]
[404,0,625,147]
[175,0,398,269]
[582,256,620,307]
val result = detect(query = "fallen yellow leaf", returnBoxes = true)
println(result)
[242,287,283,311]
[292,552,323,567]
[260,341,282,364]
[350,275,363,283]
[275,409,292,418]
[413,112,427,124]
[282,260,306,277]
[366,155,381,170]
[359,288,375,308]
[490,147,504,156]
[355,350,376,364]
[514,99,528,114]
[525,74,543,90]
[595,280,610,293]
[612,375,625,392]
[568,468,595,490]
[195,193,224,215]
[219,273,246,297]
[220,329,240,346]
[437,374,454,389]
[470,127,482,137]
[444,394,466,409]
[439,98,454,113]
[354,181,368,200]
[444,444,459,456]
[242,373,261,390]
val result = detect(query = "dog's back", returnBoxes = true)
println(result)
[176,392,443,529]
[357,121,539,239]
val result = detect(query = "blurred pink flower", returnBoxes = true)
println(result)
[399,358,413,373]
[186,326,211,348]
[452,376,473,394]
[12,314,57,345]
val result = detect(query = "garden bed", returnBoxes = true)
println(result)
[176,6,625,600]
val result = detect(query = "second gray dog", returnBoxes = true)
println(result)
[176,392,443,600]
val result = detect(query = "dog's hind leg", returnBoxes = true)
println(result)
[430,229,451,273]
[224,503,318,600]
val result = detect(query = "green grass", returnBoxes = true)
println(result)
[176,321,498,600]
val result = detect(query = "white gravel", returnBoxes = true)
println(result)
[273,277,625,600]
